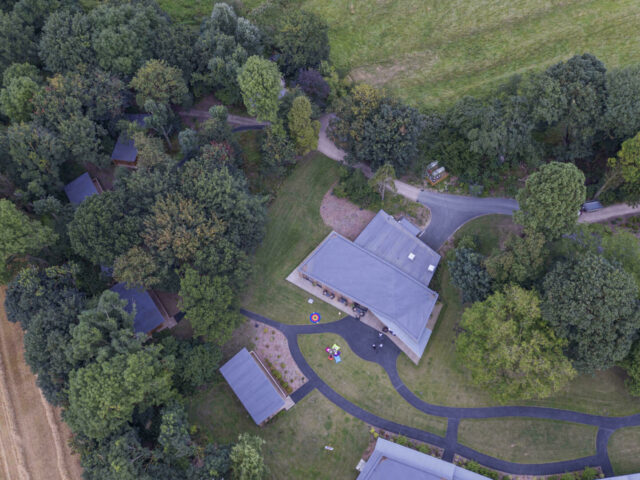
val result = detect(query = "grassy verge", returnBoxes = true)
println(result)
[244,0,640,110]
[157,0,211,25]
[396,215,640,416]
[242,153,345,325]
[187,381,369,480]
[299,333,447,436]
[608,426,640,475]
[458,418,597,464]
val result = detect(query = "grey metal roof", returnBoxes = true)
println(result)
[219,348,286,425]
[110,114,149,163]
[64,173,99,205]
[110,282,165,333]
[582,200,603,212]
[399,217,421,236]
[355,211,440,286]
[299,232,438,347]
[358,438,491,480]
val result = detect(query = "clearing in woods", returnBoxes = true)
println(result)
[241,0,640,109]
[0,287,83,480]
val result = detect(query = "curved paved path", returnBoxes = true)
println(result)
[416,191,518,249]
[240,309,629,476]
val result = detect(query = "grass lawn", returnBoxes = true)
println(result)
[157,0,211,25]
[242,153,346,325]
[187,380,369,480]
[608,426,640,475]
[241,0,640,109]
[458,418,597,464]
[299,333,447,436]
[396,215,640,416]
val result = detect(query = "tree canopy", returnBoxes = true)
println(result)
[330,83,425,174]
[514,162,586,240]
[448,247,493,304]
[542,253,640,372]
[0,199,56,281]
[237,55,281,122]
[457,285,575,402]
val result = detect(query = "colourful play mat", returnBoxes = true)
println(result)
[310,312,321,323]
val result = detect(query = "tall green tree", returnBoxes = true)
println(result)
[514,162,585,240]
[542,253,640,372]
[179,267,241,343]
[67,290,141,368]
[268,8,328,78]
[237,55,281,122]
[0,199,56,281]
[65,345,176,440]
[191,3,262,103]
[5,122,64,199]
[287,95,319,154]
[5,264,85,404]
[595,131,640,205]
[230,433,267,480]
[486,232,547,287]
[0,63,41,122]
[143,99,177,148]
[601,65,640,142]
[38,9,94,73]
[259,123,296,176]
[368,163,397,204]
[448,247,493,304]
[68,191,142,266]
[330,83,425,174]
[130,59,188,107]
[457,285,575,402]
[527,53,607,161]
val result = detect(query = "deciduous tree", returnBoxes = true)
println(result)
[448,247,492,304]
[457,285,575,402]
[542,253,640,372]
[486,232,547,287]
[237,55,281,122]
[0,199,56,281]
[287,95,319,154]
[230,433,267,480]
[65,345,175,440]
[514,162,585,240]
[368,163,397,204]
[179,267,241,343]
[130,59,188,107]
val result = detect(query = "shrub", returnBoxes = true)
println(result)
[333,166,379,207]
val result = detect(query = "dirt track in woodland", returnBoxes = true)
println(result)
[0,287,83,480]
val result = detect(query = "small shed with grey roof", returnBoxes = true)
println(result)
[220,348,286,425]
[64,172,103,205]
[110,282,168,334]
[357,438,491,480]
[111,114,149,167]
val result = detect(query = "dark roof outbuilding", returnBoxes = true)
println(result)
[64,173,100,205]
[110,282,165,333]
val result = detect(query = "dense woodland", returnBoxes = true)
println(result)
[2,0,640,476]
[0,0,337,478]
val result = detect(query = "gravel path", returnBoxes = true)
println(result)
[241,308,620,476]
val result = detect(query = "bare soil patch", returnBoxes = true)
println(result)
[224,319,307,392]
[320,184,376,240]
[0,287,83,480]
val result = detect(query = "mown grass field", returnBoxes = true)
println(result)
[458,418,597,464]
[239,0,640,109]
[397,215,640,416]
[608,426,640,475]
[299,333,447,436]
[241,153,345,325]
[188,382,369,480]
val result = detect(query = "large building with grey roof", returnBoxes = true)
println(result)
[357,438,490,480]
[294,210,441,362]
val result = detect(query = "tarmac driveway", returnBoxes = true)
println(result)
[417,190,519,249]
